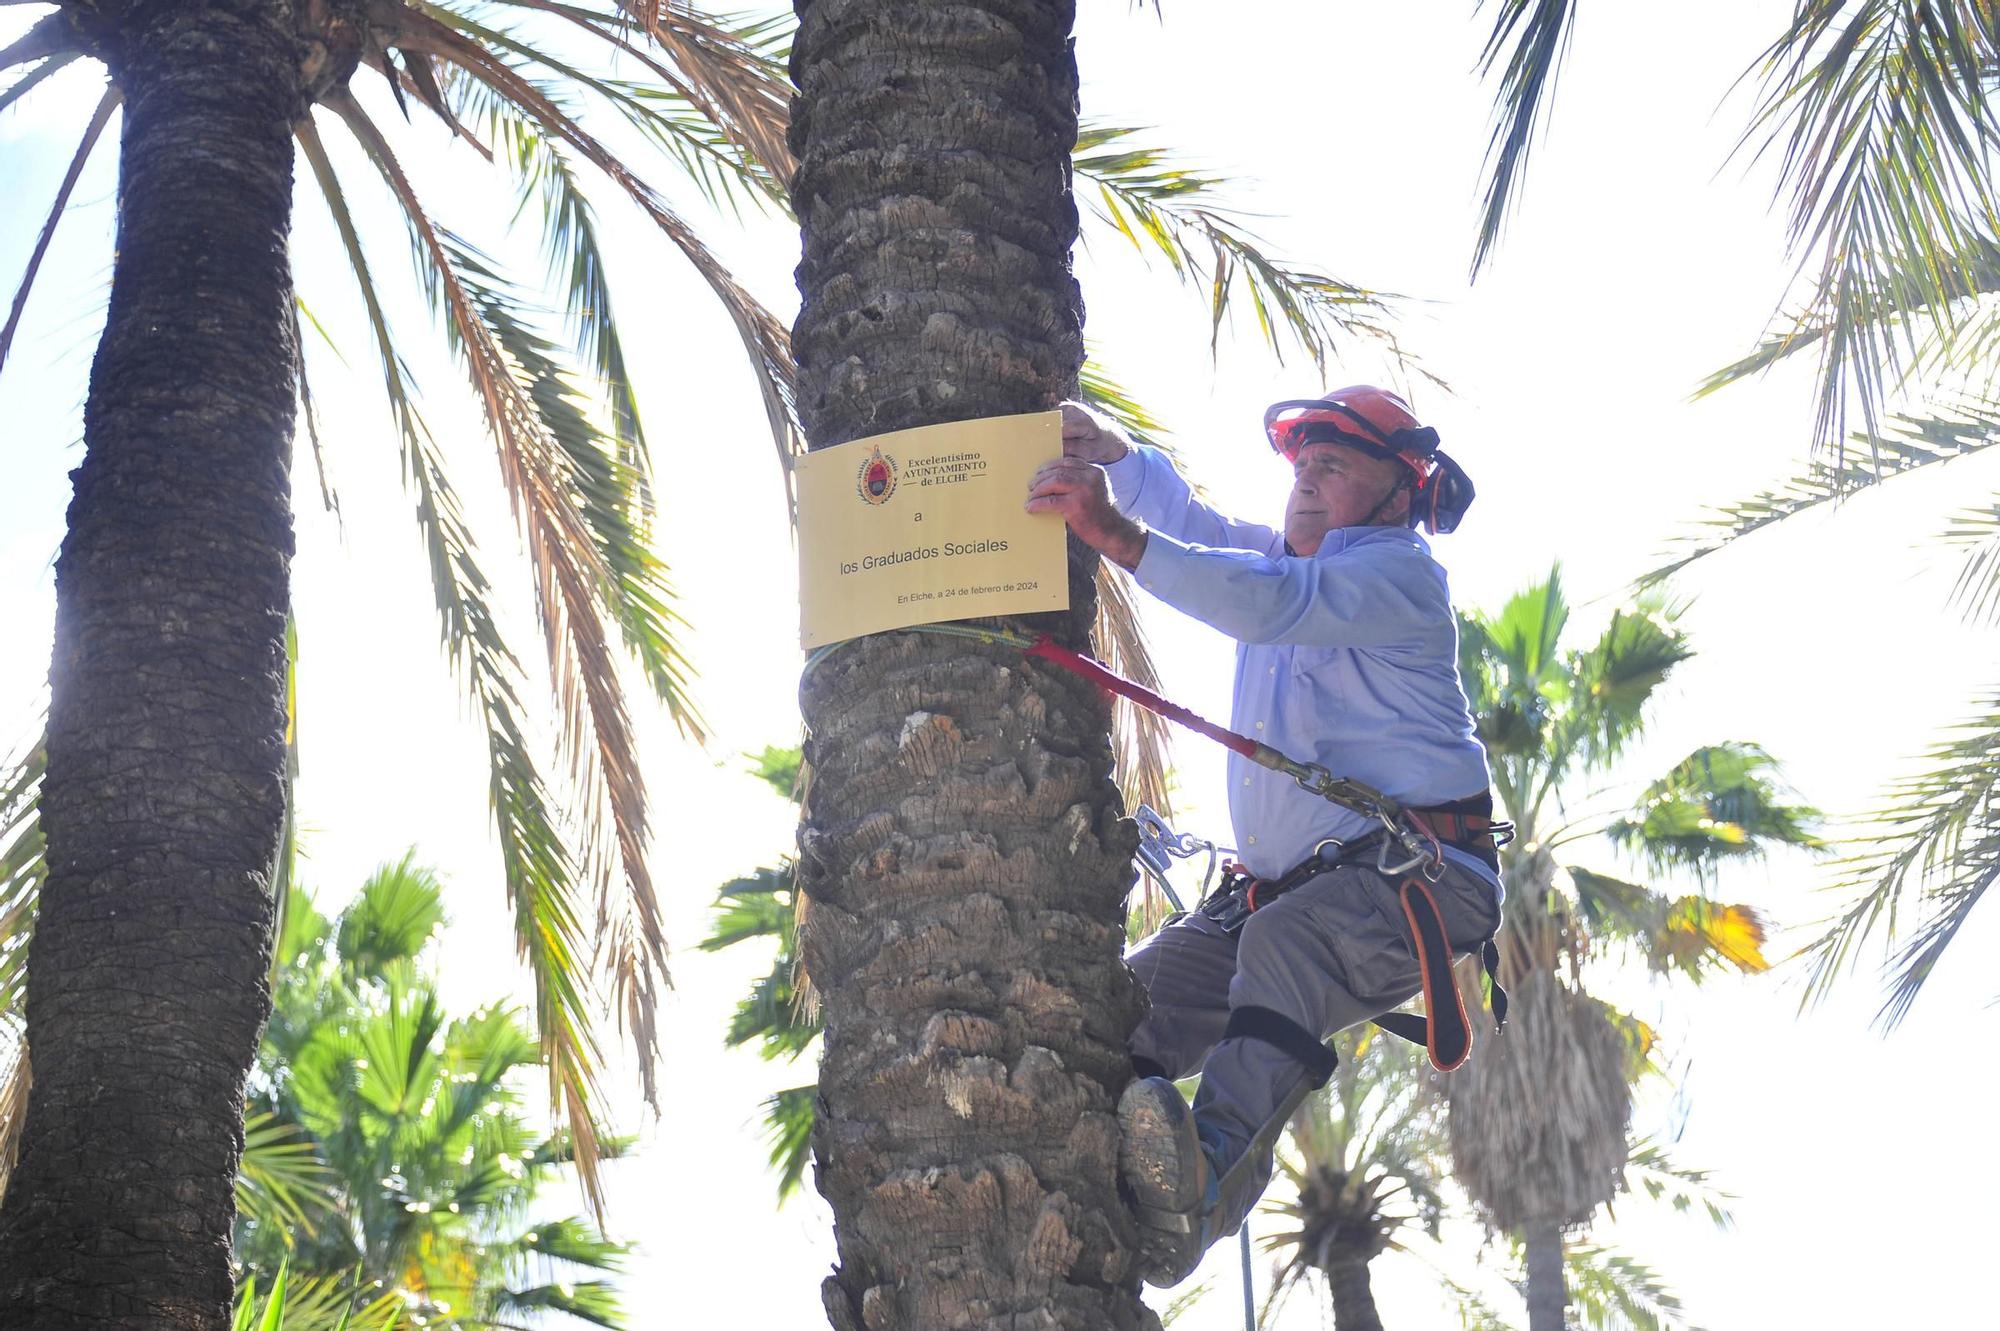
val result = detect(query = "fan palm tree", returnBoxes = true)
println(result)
[1464,1,2000,1025]
[0,1,1409,1321]
[1443,566,1823,1331]
[238,855,632,1331]
[1263,1030,1727,1331]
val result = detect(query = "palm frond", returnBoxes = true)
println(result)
[759,1082,815,1201]
[1563,1243,1693,1331]
[235,1111,337,1240]
[599,0,796,182]
[1077,353,1171,453]
[334,94,677,1149]
[0,11,71,75]
[1798,689,2000,1027]
[0,728,42,1199]
[233,1266,403,1331]
[744,744,804,802]
[1738,0,2000,454]
[1563,599,1693,770]
[498,1278,624,1330]
[480,0,791,203]
[1697,232,2000,395]
[1621,1138,1735,1232]
[0,84,117,380]
[1072,123,1410,373]
[0,49,79,118]
[698,865,792,952]
[486,114,655,498]
[1094,565,1176,821]
[1606,742,1826,881]
[334,853,448,978]
[400,5,803,478]
[1637,401,2000,587]
[298,112,611,1214]
[1940,497,2000,626]
[1470,0,1578,277]
[1569,868,1772,980]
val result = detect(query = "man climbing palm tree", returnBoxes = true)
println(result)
[1026,387,1503,1287]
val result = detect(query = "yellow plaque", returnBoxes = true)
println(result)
[796,411,1069,649]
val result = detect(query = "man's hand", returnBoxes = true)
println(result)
[1026,458,1147,570]
[1060,400,1131,465]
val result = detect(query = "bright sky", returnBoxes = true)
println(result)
[3,2,1998,1328]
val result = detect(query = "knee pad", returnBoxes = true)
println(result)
[1223,1005,1337,1087]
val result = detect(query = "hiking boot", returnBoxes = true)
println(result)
[1117,1076,1219,1287]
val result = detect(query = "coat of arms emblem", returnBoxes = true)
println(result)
[856,445,898,505]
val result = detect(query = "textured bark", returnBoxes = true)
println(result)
[0,4,301,1329]
[1324,1248,1384,1331]
[1522,1220,1567,1331]
[790,2,1151,1327]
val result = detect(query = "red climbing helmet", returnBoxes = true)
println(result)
[1263,386,1476,535]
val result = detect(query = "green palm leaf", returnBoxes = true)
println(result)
[1470,0,1578,277]
[236,1113,338,1241]
[1606,743,1826,881]
[1735,0,2000,452]
[1799,691,2000,1026]
[1636,400,2000,587]
[1620,1138,1735,1232]
[1941,497,2000,626]
[297,114,611,1210]
[1562,1243,1695,1331]
[759,1083,816,1201]
[1072,123,1411,372]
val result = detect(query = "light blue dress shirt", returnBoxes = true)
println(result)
[1103,445,1494,881]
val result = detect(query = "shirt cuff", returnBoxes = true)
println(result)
[1132,527,1197,602]
[1102,446,1150,506]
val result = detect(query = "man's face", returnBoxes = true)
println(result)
[1283,441,1411,554]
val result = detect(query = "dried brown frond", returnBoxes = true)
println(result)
[1443,971,1631,1233]
[0,1043,26,1200]
[1095,564,1176,820]
[331,91,660,1208]
[0,87,117,379]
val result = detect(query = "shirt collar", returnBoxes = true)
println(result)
[1308,525,1431,557]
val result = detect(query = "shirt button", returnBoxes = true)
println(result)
[1247,835,1257,845]
[1268,665,1277,676]
[1242,776,1252,787]
[1255,721,1265,730]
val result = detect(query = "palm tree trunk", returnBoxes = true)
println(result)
[1523,1220,1568,1331]
[1324,1248,1385,1331]
[790,2,1151,1327]
[0,6,301,1329]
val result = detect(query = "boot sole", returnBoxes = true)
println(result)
[1119,1080,1198,1203]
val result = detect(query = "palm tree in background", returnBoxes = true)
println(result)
[1262,1030,1452,1331]
[1263,1031,1725,1331]
[241,856,631,1331]
[1469,0,2000,1024]
[0,1,1409,1320]
[1443,566,1823,1331]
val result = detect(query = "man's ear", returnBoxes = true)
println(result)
[1385,479,1415,527]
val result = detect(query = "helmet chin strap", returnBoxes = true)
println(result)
[1355,477,1413,529]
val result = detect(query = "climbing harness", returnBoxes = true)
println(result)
[803,621,1514,1069]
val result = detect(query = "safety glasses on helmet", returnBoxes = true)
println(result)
[1261,399,1476,536]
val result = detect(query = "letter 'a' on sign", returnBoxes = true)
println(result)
[796,411,1070,649]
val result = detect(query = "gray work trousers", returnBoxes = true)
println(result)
[1125,856,1502,1237]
